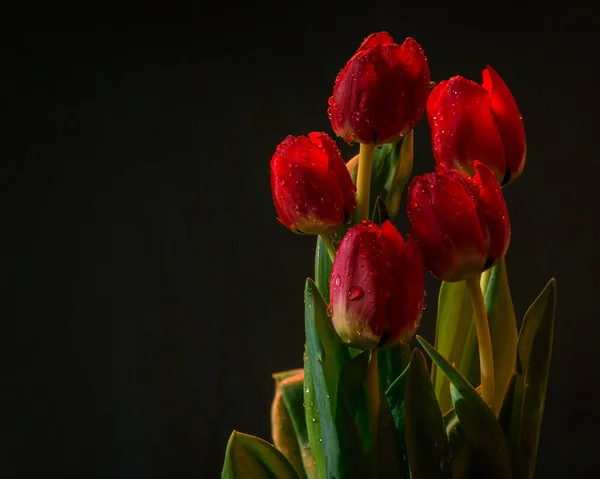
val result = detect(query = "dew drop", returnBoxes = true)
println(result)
[347,286,364,301]
[333,273,341,287]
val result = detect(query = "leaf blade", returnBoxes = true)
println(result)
[418,336,513,479]
[404,348,451,479]
[272,369,315,479]
[222,430,300,479]
[432,281,473,413]
[511,278,556,479]
[304,278,351,478]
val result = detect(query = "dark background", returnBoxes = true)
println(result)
[3,5,599,478]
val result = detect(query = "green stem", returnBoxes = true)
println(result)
[319,233,336,263]
[356,143,375,222]
[365,349,380,441]
[465,276,495,411]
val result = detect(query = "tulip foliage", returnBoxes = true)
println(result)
[222,32,555,479]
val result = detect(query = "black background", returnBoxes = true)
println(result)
[3,5,599,478]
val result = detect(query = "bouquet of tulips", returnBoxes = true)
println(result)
[221,32,555,479]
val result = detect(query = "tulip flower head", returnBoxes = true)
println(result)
[427,66,526,185]
[329,220,425,349]
[328,32,430,145]
[407,161,510,282]
[270,132,356,235]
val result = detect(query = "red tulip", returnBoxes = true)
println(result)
[329,220,425,349]
[407,161,510,282]
[270,132,356,234]
[427,66,526,185]
[328,32,430,145]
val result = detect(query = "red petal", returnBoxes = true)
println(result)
[427,76,506,183]
[379,220,405,251]
[482,66,526,185]
[407,171,487,281]
[472,161,510,263]
[309,132,356,218]
[356,31,394,54]
[270,136,298,230]
[384,236,425,347]
[330,221,390,348]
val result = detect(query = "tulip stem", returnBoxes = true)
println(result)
[365,348,380,442]
[319,233,336,263]
[356,142,376,222]
[465,276,495,411]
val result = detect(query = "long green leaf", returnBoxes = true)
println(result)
[335,351,369,478]
[418,337,513,479]
[404,348,451,479]
[379,345,410,393]
[509,279,556,479]
[374,383,402,478]
[444,409,470,479]
[485,258,519,409]
[304,278,351,478]
[433,281,473,414]
[272,369,315,479]
[385,362,410,479]
[222,430,299,479]
[314,236,333,303]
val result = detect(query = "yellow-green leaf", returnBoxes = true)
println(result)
[221,431,299,479]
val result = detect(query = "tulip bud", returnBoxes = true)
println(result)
[329,220,425,349]
[328,32,430,145]
[407,161,510,282]
[427,66,526,185]
[270,132,356,234]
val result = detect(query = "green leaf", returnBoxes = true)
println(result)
[272,369,316,479]
[508,279,556,479]
[385,362,410,479]
[417,336,513,479]
[335,351,369,478]
[346,131,414,223]
[443,409,470,479]
[314,236,333,303]
[221,430,300,479]
[404,348,451,479]
[485,258,519,410]
[432,281,473,414]
[304,278,351,478]
[374,383,402,478]
[378,344,410,393]
[371,196,390,226]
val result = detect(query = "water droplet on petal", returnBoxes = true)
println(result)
[333,273,341,287]
[347,286,364,301]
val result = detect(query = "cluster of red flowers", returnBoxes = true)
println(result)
[270,32,525,350]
